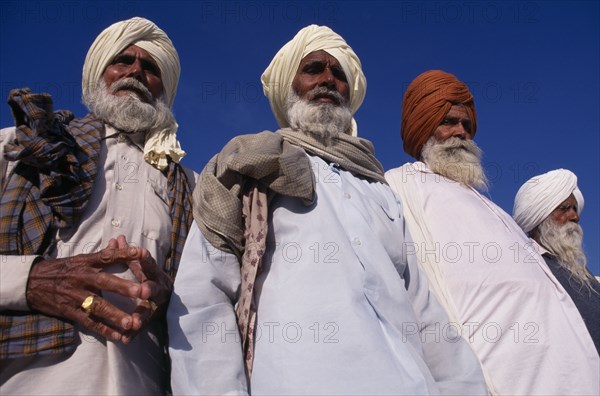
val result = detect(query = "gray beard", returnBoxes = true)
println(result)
[421,136,488,191]
[285,88,352,140]
[84,78,174,134]
[536,217,594,291]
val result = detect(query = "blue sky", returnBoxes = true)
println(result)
[1,0,598,275]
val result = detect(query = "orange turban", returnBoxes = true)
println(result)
[401,70,477,159]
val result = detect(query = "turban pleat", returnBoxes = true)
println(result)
[401,70,476,158]
[261,25,366,136]
[513,169,584,233]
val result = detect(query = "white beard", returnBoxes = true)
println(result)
[421,135,488,191]
[285,88,352,140]
[536,217,594,291]
[84,78,174,134]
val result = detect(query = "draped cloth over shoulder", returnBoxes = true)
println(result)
[193,129,385,375]
[513,168,584,233]
[0,88,103,359]
[0,88,193,359]
[82,16,185,170]
[261,25,366,136]
[401,70,477,159]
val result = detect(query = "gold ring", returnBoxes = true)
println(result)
[145,300,158,312]
[81,295,95,313]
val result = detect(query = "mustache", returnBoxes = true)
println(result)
[109,78,154,103]
[306,86,346,105]
[440,137,481,156]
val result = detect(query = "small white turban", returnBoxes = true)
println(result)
[261,25,366,136]
[81,17,184,169]
[513,169,584,233]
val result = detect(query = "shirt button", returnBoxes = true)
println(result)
[353,237,361,246]
[344,192,351,199]
[115,183,123,190]
[111,219,120,227]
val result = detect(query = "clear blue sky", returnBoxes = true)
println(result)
[1,1,598,275]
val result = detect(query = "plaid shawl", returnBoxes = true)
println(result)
[0,89,193,359]
[193,128,386,376]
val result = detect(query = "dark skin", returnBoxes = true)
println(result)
[102,45,163,102]
[26,45,171,344]
[291,50,350,104]
[530,194,580,242]
[433,104,473,142]
[27,236,172,343]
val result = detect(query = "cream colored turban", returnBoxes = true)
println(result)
[261,25,366,136]
[513,169,584,233]
[82,17,184,169]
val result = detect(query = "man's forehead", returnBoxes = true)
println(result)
[557,194,577,206]
[117,44,154,59]
[446,104,470,117]
[300,50,340,65]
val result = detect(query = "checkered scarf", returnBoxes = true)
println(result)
[0,89,193,359]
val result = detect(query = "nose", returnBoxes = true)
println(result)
[317,67,336,88]
[568,208,580,223]
[452,122,468,139]
[125,59,145,82]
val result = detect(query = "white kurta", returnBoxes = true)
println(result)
[0,126,196,395]
[386,162,599,396]
[168,155,487,395]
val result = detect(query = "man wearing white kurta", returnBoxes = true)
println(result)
[385,70,599,395]
[513,169,600,353]
[0,18,194,394]
[168,26,487,395]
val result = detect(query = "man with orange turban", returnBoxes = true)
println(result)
[385,70,599,395]
[168,29,486,395]
[0,18,194,394]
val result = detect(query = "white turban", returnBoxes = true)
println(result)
[261,25,366,136]
[513,169,584,233]
[82,17,184,170]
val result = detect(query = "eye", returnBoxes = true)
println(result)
[331,66,347,82]
[111,54,134,66]
[141,59,160,76]
[303,63,325,74]
[557,204,575,213]
[462,121,472,133]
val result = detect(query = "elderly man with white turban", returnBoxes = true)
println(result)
[167,25,486,395]
[514,169,600,353]
[385,70,599,395]
[0,17,194,394]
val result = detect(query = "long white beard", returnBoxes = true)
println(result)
[285,88,352,140]
[537,217,594,292]
[421,135,488,191]
[84,78,174,134]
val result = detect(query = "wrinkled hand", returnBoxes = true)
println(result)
[112,235,173,341]
[26,235,173,344]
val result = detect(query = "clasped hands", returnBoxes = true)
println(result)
[25,235,172,344]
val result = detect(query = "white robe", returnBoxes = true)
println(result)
[168,155,487,395]
[386,162,599,396]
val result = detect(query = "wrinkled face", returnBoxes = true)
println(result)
[549,194,580,226]
[291,50,350,105]
[102,45,163,102]
[433,104,473,142]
